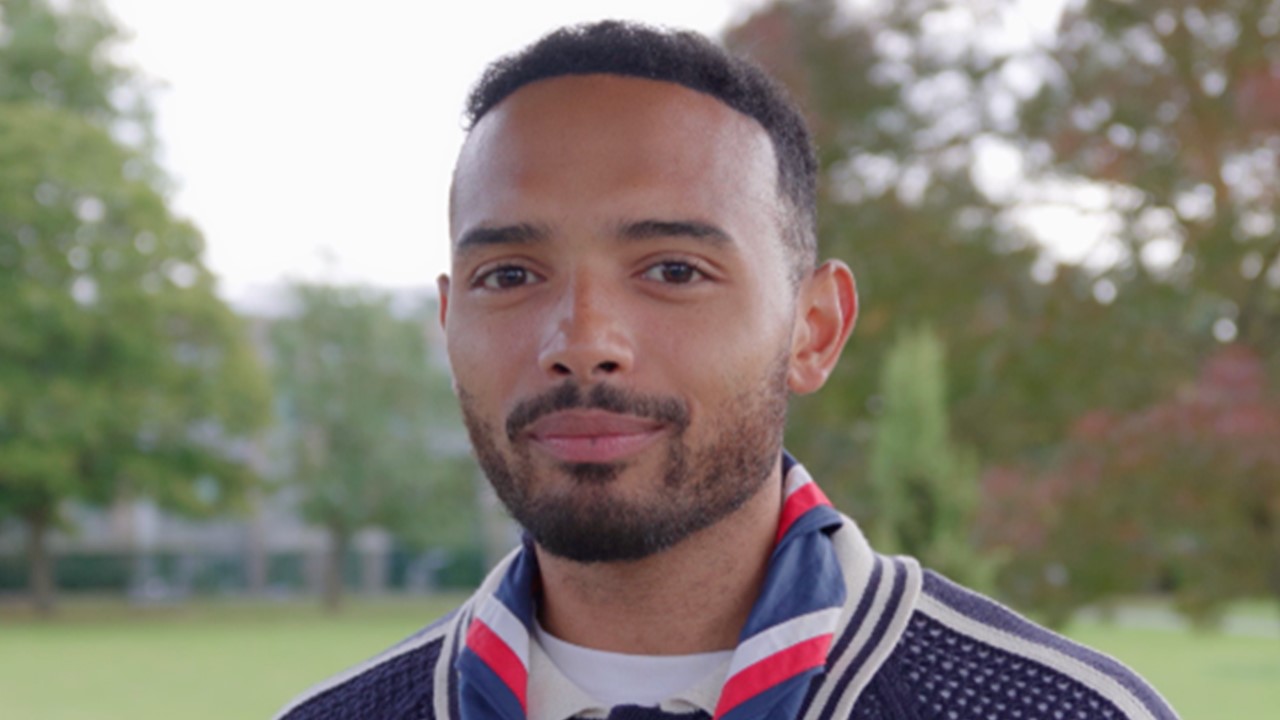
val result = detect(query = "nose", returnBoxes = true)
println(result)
[537,271,634,381]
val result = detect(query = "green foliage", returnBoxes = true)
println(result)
[726,0,1056,508]
[868,326,998,590]
[1,0,125,112]
[268,284,477,605]
[1002,0,1280,418]
[1018,0,1280,351]
[0,0,162,173]
[0,107,270,511]
[0,0,271,610]
[984,0,1280,617]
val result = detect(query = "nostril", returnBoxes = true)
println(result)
[597,361,620,373]
[552,363,572,375]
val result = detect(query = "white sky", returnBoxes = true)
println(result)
[106,0,1098,313]
[105,0,765,307]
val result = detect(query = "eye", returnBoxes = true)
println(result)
[474,264,541,290]
[641,260,705,285]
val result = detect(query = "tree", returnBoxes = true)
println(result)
[729,0,1280,614]
[725,0,1067,505]
[0,103,270,611]
[984,345,1280,625]
[269,283,475,611]
[868,326,998,590]
[0,0,270,612]
[1016,0,1280,363]
[963,0,1280,615]
[0,0,162,167]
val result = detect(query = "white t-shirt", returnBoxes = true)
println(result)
[529,621,733,720]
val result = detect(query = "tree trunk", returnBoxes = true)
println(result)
[25,509,56,616]
[1268,537,1280,629]
[322,524,348,613]
[245,489,268,595]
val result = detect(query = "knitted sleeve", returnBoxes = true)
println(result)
[277,638,444,720]
[846,572,1179,720]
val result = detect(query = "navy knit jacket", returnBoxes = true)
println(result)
[276,460,1177,720]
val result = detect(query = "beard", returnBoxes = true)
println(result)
[457,355,790,563]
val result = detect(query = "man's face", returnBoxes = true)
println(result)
[441,74,805,563]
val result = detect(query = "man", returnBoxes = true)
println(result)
[277,21,1177,720]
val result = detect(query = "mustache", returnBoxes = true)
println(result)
[505,381,690,442]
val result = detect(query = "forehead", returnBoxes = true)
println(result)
[450,74,780,239]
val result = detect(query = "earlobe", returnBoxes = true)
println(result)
[437,274,451,330]
[787,260,858,394]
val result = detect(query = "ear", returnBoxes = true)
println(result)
[788,260,857,395]
[436,273,462,396]
[436,274,451,330]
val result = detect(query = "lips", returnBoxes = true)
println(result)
[524,409,666,463]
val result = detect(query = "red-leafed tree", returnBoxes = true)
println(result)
[984,344,1280,624]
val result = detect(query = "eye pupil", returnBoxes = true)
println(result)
[661,262,695,283]
[493,267,526,288]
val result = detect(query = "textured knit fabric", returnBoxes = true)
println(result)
[275,456,1179,720]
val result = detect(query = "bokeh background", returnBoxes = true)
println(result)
[1,0,1277,717]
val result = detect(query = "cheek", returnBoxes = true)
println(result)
[446,314,534,409]
[641,307,789,404]
[655,293,792,359]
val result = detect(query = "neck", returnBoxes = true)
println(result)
[534,459,783,655]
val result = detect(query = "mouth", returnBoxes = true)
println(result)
[524,409,667,464]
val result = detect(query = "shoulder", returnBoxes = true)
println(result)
[273,546,530,720]
[273,607,462,720]
[863,571,1179,720]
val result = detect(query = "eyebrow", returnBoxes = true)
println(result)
[617,219,733,247]
[455,223,550,254]
[453,218,734,256]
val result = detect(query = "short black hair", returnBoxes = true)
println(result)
[464,20,818,280]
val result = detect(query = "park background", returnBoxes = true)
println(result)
[1,0,1277,717]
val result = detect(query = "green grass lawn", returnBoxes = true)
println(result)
[1066,617,1280,719]
[0,596,463,720]
[0,596,1275,719]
